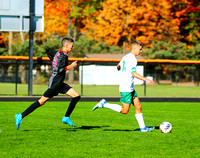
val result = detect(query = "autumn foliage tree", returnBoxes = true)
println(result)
[172,0,200,44]
[41,0,199,49]
[43,0,102,40]
[44,0,70,38]
[82,0,180,47]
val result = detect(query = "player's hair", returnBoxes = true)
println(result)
[62,37,74,47]
[131,40,144,48]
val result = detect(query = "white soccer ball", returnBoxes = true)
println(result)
[160,122,172,133]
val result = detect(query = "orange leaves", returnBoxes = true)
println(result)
[175,0,200,18]
[82,0,180,47]
[44,0,70,37]
[44,0,104,39]
[172,0,200,44]
[42,0,198,46]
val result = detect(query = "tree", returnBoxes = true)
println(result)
[142,41,188,60]
[82,0,180,47]
[71,35,122,57]
[172,0,200,44]
[43,0,102,41]
[44,0,69,38]
[142,40,200,60]
[142,40,200,84]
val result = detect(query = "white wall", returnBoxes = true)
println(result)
[79,65,144,85]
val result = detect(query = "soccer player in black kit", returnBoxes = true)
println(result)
[15,37,80,130]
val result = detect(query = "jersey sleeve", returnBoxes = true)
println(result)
[130,57,137,73]
[131,67,136,73]
[47,51,58,62]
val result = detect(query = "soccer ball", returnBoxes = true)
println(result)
[160,122,172,133]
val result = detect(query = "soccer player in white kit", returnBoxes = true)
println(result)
[93,40,155,132]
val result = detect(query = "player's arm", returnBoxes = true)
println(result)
[65,61,77,71]
[132,72,155,86]
[47,51,57,62]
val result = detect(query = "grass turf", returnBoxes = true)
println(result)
[0,101,200,157]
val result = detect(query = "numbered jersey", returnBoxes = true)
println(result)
[48,50,69,90]
[119,53,137,92]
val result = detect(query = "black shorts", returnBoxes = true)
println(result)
[43,83,72,98]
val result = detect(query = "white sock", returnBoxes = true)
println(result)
[103,103,122,113]
[135,113,145,129]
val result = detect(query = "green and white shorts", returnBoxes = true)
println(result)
[120,90,138,104]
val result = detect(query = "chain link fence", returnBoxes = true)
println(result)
[0,57,199,96]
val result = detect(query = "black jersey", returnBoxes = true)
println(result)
[47,50,69,90]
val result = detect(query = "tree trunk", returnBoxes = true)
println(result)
[68,68,74,83]
[8,31,13,55]
[20,32,25,43]
[19,65,28,84]
[67,2,75,83]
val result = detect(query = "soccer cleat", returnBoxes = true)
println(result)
[15,113,22,130]
[93,99,107,111]
[140,126,155,132]
[61,116,76,127]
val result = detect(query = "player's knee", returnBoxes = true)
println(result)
[76,95,81,100]
[121,111,129,114]
[38,98,49,105]
[38,100,45,105]
[121,108,129,114]
[72,95,81,102]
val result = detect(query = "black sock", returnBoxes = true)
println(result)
[22,101,41,118]
[65,96,80,117]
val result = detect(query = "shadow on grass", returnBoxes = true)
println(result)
[155,126,160,130]
[61,125,110,131]
[103,126,160,132]
[21,125,110,132]
[22,126,159,132]
[78,125,110,130]
[103,129,137,132]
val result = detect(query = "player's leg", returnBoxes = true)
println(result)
[22,96,49,118]
[15,96,49,130]
[61,86,80,127]
[22,88,56,119]
[93,92,132,113]
[93,99,122,113]
[15,89,56,130]
[133,96,154,132]
[93,101,130,114]
[121,102,131,114]
[65,88,80,117]
[133,96,145,128]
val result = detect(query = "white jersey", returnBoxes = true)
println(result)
[119,53,137,92]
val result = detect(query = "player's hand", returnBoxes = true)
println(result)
[71,61,77,68]
[146,79,155,86]
[117,64,121,71]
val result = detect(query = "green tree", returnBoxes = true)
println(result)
[143,41,187,60]
[43,39,61,53]
[9,41,45,57]
[71,36,122,57]
[188,43,200,60]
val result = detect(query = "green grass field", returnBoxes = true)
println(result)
[0,83,200,97]
[0,101,200,157]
